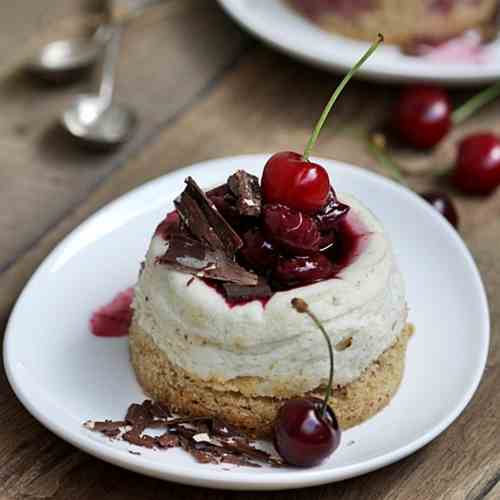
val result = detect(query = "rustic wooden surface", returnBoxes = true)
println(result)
[0,1,499,499]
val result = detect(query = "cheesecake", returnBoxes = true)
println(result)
[130,168,411,437]
[288,0,498,46]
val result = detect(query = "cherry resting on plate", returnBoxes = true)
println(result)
[453,132,500,195]
[393,85,451,149]
[274,298,341,466]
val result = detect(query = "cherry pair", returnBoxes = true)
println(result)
[394,85,500,195]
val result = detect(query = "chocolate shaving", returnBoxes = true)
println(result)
[227,170,261,217]
[84,420,127,432]
[143,399,171,419]
[84,399,284,468]
[126,403,151,427]
[156,433,179,448]
[123,430,156,448]
[222,278,272,302]
[175,177,242,255]
[158,234,258,286]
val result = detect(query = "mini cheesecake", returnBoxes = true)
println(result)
[288,0,498,46]
[130,171,411,437]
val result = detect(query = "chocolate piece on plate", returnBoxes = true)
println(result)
[227,170,262,217]
[223,278,272,302]
[158,234,258,286]
[175,177,243,255]
[84,420,126,432]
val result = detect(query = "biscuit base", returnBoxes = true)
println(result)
[129,321,413,437]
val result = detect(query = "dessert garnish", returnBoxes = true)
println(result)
[273,298,341,467]
[262,34,383,215]
[151,35,383,303]
[90,288,134,337]
[84,399,284,467]
[227,170,262,217]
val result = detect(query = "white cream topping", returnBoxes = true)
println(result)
[132,193,407,396]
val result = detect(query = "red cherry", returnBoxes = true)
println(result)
[453,133,500,195]
[239,228,278,273]
[394,85,451,149]
[273,254,334,288]
[274,398,341,467]
[263,204,321,255]
[261,152,330,214]
[421,191,459,228]
[315,188,350,231]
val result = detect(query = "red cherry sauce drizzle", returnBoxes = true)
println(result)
[328,210,370,274]
[90,288,134,337]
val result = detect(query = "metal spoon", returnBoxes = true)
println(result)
[26,0,160,83]
[61,25,137,149]
[25,26,110,83]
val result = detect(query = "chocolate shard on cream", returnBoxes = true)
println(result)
[175,177,243,255]
[158,233,258,286]
[227,170,262,217]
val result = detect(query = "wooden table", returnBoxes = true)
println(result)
[1,1,499,498]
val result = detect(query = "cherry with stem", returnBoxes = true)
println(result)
[273,298,341,467]
[262,34,384,214]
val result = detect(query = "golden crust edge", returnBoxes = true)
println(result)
[129,321,414,437]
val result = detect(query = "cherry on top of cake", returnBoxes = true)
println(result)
[153,36,384,306]
[153,168,369,307]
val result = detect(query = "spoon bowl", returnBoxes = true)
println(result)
[61,94,137,149]
[26,38,102,83]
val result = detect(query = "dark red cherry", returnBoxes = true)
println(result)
[274,398,341,467]
[263,204,321,255]
[273,254,334,287]
[421,191,459,228]
[394,85,451,149]
[261,152,330,214]
[239,228,278,273]
[453,132,500,195]
[315,188,350,231]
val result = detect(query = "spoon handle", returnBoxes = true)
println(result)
[99,25,122,108]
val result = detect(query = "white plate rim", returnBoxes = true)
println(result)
[3,154,490,490]
[217,0,500,85]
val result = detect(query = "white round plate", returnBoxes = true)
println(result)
[217,0,500,85]
[4,155,489,490]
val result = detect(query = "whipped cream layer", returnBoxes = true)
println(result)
[132,193,407,397]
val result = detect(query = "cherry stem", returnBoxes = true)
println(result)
[292,298,334,418]
[452,81,500,125]
[303,34,384,161]
[367,135,407,185]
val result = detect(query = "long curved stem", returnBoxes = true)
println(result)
[452,82,500,125]
[292,298,334,417]
[303,33,384,160]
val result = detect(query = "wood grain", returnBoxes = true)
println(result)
[0,0,250,270]
[0,2,499,499]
